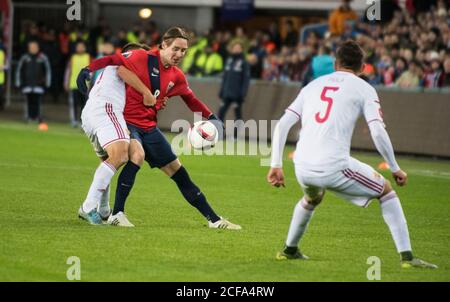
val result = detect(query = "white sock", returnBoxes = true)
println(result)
[380,191,412,253]
[82,162,116,213]
[285,198,315,247]
[98,185,111,216]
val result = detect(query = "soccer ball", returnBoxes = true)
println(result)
[188,121,219,150]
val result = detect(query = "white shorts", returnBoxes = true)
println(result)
[295,157,385,208]
[81,100,130,157]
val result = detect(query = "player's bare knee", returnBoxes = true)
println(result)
[305,194,323,206]
[106,142,129,167]
[117,151,129,166]
[128,140,144,166]
[309,197,323,206]
[380,179,393,197]
[129,150,144,166]
[161,159,181,177]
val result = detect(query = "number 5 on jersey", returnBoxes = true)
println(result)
[315,86,339,123]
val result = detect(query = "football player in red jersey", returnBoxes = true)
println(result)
[78,27,241,229]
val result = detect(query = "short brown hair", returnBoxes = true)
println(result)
[336,40,365,72]
[159,26,190,49]
[122,42,150,53]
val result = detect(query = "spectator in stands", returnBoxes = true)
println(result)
[248,32,266,79]
[378,54,395,86]
[41,28,63,103]
[0,38,6,111]
[233,27,250,52]
[361,62,380,86]
[91,41,116,85]
[394,57,407,81]
[395,60,422,88]
[144,20,161,47]
[288,52,308,82]
[261,32,277,55]
[262,53,280,81]
[310,45,335,79]
[278,46,291,79]
[283,20,299,48]
[328,0,358,37]
[21,23,41,55]
[218,30,232,60]
[182,33,207,75]
[268,21,282,50]
[192,43,223,77]
[15,40,51,123]
[68,26,89,55]
[305,31,320,52]
[442,57,450,87]
[114,29,129,49]
[218,40,250,123]
[126,23,140,43]
[64,40,90,127]
[424,53,445,88]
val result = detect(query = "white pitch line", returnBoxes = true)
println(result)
[408,169,450,180]
[0,162,93,172]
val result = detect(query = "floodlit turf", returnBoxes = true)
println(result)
[0,121,449,281]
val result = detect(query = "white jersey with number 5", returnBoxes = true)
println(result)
[288,71,383,172]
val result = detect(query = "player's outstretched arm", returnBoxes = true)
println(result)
[76,54,124,95]
[268,110,299,187]
[88,54,123,72]
[368,120,407,186]
[117,66,156,106]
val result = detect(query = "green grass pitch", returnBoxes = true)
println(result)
[0,121,449,281]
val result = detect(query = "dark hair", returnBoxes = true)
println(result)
[122,42,150,53]
[27,39,39,45]
[336,40,365,72]
[75,39,86,46]
[159,26,189,49]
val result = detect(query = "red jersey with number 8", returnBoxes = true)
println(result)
[88,49,212,130]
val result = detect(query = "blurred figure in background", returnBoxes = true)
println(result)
[283,19,299,48]
[64,40,91,127]
[328,0,358,37]
[423,53,444,88]
[218,40,250,123]
[41,28,63,103]
[311,45,335,79]
[15,40,51,123]
[192,43,223,77]
[395,60,422,88]
[443,56,450,87]
[91,41,116,83]
[0,38,6,111]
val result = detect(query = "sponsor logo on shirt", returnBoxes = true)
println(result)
[166,81,175,93]
[122,51,132,58]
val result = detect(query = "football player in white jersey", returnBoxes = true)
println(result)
[78,43,156,225]
[267,40,437,269]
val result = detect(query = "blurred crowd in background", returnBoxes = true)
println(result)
[2,0,450,112]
